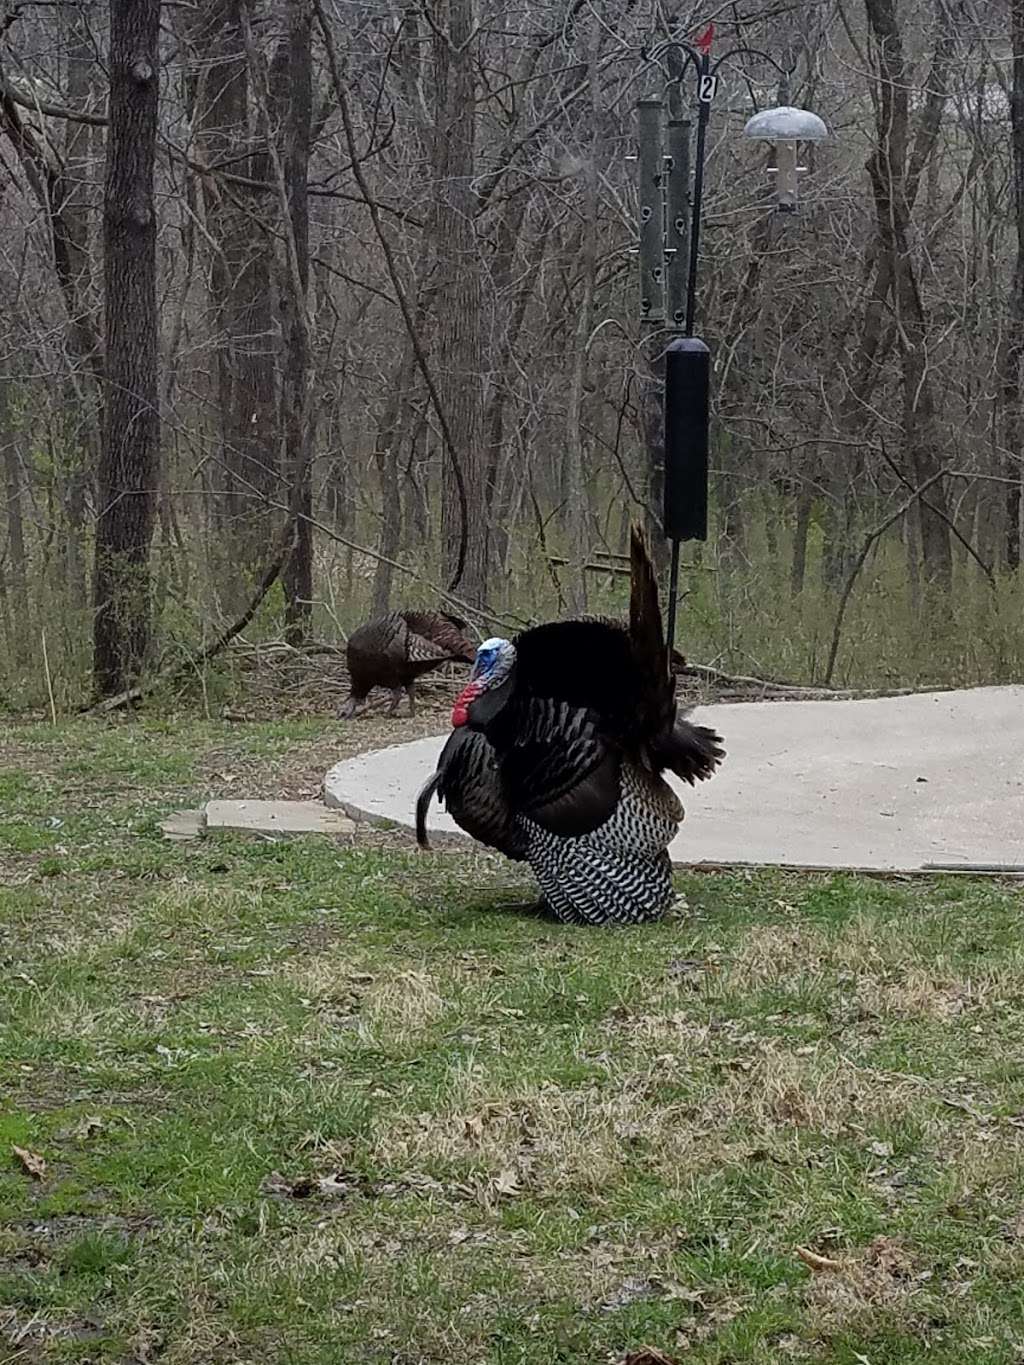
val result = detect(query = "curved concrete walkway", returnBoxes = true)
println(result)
[324,686,1024,873]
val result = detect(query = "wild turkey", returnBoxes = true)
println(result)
[341,610,477,718]
[416,526,724,925]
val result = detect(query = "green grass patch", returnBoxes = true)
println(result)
[2,718,1024,1362]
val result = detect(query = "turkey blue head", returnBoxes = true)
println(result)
[451,638,516,728]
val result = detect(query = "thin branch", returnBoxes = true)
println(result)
[0,74,106,126]
[312,0,470,594]
[824,468,950,687]
[877,441,996,590]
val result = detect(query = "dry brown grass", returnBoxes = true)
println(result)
[698,1046,918,1138]
[279,953,376,1000]
[358,969,447,1042]
[370,1072,669,1193]
[854,966,1014,1021]
[802,1235,923,1331]
[31,991,135,1043]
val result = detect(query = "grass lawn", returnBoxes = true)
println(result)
[2,712,1024,1363]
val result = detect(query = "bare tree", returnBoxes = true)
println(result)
[276,0,315,644]
[92,0,160,696]
[0,378,28,654]
[862,0,953,589]
[189,0,279,591]
[430,0,488,605]
[1000,0,1024,570]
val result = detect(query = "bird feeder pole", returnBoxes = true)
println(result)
[636,31,827,657]
[665,29,714,657]
[683,39,713,340]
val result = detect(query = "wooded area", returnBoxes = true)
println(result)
[0,0,1022,706]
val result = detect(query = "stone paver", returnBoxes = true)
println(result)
[159,809,205,840]
[204,799,355,837]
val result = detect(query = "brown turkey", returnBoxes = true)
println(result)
[340,610,477,718]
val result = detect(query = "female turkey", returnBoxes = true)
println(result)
[416,527,724,924]
[341,610,477,718]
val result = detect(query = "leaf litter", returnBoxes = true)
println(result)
[12,1146,46,1180]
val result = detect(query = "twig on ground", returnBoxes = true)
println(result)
[795,1246,843,1272]
[41,629,57,725]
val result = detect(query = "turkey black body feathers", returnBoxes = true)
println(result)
[415,526,725,925]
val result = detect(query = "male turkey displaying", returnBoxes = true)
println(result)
[340,610,477,718]
[415,527,724,925]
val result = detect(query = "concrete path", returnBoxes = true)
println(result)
[324,686,1024,872]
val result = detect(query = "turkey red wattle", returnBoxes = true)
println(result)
[451,680,483,728]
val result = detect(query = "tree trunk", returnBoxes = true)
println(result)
[60,0,102,609]
[1,381,29,655]
[370,344,416,615]
[561,14,599,614]
[192,0,279,596]
[863,0,953,591]
[483,206,546,575]
[92,0,160,697]
[0,7,104,615]
[276,0,315,644]
[790,486,812,597]
[1000,0,1024,572]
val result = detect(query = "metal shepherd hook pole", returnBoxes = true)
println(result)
[645,30,822,658]
[664,24,714,657]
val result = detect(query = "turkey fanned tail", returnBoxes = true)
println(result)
[628,523,670,687]
[655,713,726,786]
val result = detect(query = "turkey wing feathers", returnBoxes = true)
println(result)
[499,698,622,836]
[401,610,476,661]
[405,631,457,665]
[416,728,525,859]
[347,613,403,661]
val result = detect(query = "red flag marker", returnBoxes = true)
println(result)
[695,23,714,55]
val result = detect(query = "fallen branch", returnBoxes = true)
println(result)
[546,555,631,576]
[198,534,296,670]
[225,638,346,658]
[675,662,907,700]
[86,521,297,714]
